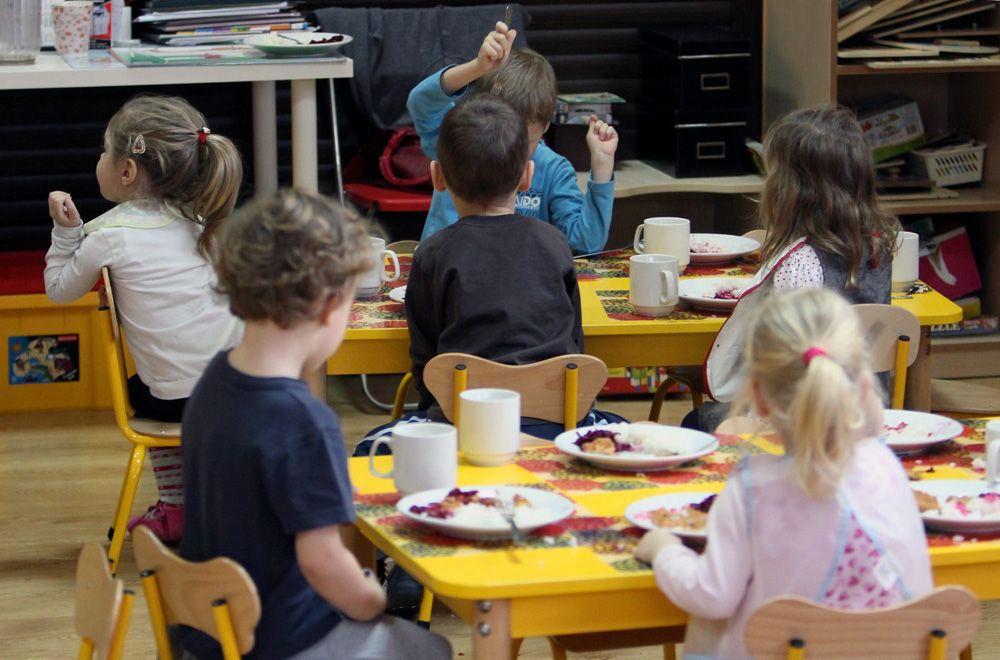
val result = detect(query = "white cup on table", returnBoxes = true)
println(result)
[986,420,1000,486]
[629,254,680,318]
[892,231,919,293]
[634,217,690,271]
[356,236,400,300]
[459,388,520,466]
[368,423,457,495]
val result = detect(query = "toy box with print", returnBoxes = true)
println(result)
[859,96,926,163]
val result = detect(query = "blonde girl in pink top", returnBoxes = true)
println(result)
[636,288,932,659]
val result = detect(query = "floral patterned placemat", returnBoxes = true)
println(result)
[348,255,411,329]
[596,289,729,321]
[574,249,758,281]
[353,421,999,575]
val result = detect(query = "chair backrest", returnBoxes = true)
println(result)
[423,353,608,430]
[76,543,133,660]
[854,304,920,408]
[745,586,981,659]
[743,228,767,245]
[387,239,419,254]
[132,526,262,659]
[98,267,135,432]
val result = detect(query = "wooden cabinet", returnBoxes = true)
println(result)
[764,0,1000,377]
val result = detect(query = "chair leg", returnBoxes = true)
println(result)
[417,588,434,629]
[547,637,569,660]
[649,378,676,422]
[690,388,704,409]
[108,444,147,574]
[960,645,973,660]
[392,373,414,420]
[511,637,524,660]
[107,448,137,541]
[663,642,678,660]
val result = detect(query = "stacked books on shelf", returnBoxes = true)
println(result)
[133,1,315,46]
[837,0,1000,64]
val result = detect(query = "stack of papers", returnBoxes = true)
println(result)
[133,1,315,46]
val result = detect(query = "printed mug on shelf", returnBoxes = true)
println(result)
[51,0,93,55]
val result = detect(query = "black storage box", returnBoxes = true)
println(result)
[638,106,748,178]
[544,124,590,171]
[640,26,750,111]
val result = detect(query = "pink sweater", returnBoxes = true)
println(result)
[653,438,933,659]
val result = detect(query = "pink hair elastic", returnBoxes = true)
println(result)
[197,127,211,145]
[802,346,827,366]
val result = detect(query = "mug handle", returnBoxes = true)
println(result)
[633,225,645,253]
[383,249,401,282]
[660,270,678,305]
[368,437,394,478]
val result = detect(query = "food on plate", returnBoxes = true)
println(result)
[713,287,739,300]
[648,494,716,532]
[408,488,527,519]
[405,487,557,528]
[307,34,345,44]
[572,425,705,457]
[690,239,723,254]
[914,491,1000,518]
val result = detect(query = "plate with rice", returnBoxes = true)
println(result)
[553,423,718,472]
[689,233,760,265]
[912,480,1000,533]
[625,491,718,541]
[398,486,575,540]
[678,276,751,312]
[882,409,963,456]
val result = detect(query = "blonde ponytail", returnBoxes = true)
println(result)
[734,288,875,498]
[191,132,242,258]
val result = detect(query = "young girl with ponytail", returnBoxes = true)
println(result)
[636,288,932,659]
[45,94,244,542]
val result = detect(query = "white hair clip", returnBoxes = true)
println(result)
[130,134,146,155]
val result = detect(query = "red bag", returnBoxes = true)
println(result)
[379,127,431,188]
[918,226,982,299]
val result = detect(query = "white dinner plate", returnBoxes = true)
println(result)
[625,491,717,541]
[678,276,751,312]
[689,233,760,265]
[245,32,352,56]
[911,480,1000,533]
[398,485,575,541]
[387,286,406,303]
[882,409,964,456]
[553,423,718,472]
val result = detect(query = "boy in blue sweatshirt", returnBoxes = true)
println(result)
[407,20,618,255]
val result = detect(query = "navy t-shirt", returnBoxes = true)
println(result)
[178,351,355,659]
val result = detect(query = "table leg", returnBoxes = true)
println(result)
[904,327,932,412]
[251,80,277,196]
[327,79,345,206]
[289,78,326,398]
[290,78,319,193]
[342,524,377,571]
[472,599,511,659]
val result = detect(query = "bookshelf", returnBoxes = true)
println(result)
[764,0,1000,379]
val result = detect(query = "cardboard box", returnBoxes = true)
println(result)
[859,97,926,163]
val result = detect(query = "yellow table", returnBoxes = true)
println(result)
[348,419,999,658]
[329,251,962,409]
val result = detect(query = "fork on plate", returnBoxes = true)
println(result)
[497,494,524,545]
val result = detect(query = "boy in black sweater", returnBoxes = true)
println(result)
[405,94,584,416]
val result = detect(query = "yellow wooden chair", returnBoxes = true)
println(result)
[744,586,980,659]
[98,268,182,574]
[132,526,261,660]
[76,543,134,660]
[649,301,921,424]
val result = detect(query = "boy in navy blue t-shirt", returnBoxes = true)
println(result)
[178,190,450,659]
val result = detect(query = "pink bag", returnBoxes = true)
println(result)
[918,226,981,299]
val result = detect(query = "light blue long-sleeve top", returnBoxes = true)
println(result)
[407,67,615,254]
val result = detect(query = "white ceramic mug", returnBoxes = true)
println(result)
[892,231,919,292]
[629,254,680,317]
[368,422,457,495]
[986,420,1000,486]
[52,1,93,55]
[634,217,690,270]
[459,388,520,466]
[356,236,400,299]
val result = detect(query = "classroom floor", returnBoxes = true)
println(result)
[2,376,1000,658]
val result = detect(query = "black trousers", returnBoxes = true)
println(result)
[127,375,187,423]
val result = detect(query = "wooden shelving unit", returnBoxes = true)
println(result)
[577,160,764,199]
[765,0,1000,379]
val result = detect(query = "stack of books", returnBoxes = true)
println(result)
[133,1,315,46]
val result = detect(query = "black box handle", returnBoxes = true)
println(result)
[696,141,727,160]
[700,72,730,91]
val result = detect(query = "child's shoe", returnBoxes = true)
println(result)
[127,501,184,544]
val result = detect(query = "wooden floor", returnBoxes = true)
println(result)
[2,375,999,659]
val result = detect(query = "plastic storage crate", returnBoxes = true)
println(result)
[909,142,986,187]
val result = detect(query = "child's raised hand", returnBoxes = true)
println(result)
[48,191,82,228]
[476,21,517,75]
[634,528,682,564]
[586,116,619,184]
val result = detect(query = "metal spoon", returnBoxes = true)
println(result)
[490,5,514,95]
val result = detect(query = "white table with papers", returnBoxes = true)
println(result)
[0,51,353,196]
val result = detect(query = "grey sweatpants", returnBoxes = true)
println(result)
[287,617,452,660]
